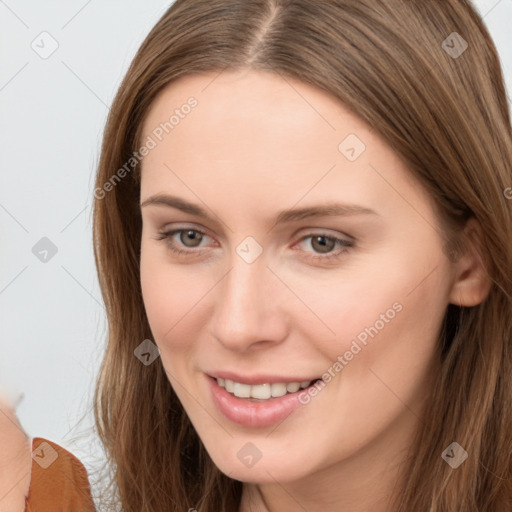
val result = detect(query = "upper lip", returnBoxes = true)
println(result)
[208,371,320,385]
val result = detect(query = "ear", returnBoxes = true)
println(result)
[447,217,492,307]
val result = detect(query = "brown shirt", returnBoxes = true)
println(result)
[24,437,96,512]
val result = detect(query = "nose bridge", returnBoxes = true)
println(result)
[212,244,284,349]
[222,250,268,324]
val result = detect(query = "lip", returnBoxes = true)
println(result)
[206,374,318,428]
[207,371,320,386]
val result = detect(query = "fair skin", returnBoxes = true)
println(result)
[0,393,32,512]
[138,70,489,511]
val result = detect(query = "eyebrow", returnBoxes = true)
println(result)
[140,193,378,224]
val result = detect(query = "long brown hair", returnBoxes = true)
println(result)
[91,1,512,510]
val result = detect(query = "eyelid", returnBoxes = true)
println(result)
[158,222,215,241]
[155,223,354,261]
[158,223,353,242]
[294,225,354,241]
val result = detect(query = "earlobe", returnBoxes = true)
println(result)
[447,218,492,307]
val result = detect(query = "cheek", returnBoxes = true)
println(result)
[140,244,219,369]
[140,245,194,350]
[320,267,447,428]
[140,266,198,396]
[274,264,408,360]
[300,255,447,385]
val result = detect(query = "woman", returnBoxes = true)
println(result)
[92,0,512,510]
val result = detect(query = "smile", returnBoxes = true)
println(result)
[216,377,316,400]
[207,375,323,428]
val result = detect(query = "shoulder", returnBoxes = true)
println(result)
[0,393,32,512]
[25,437,96,511]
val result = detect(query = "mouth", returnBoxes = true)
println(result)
[210,376,322,402]
[206,374,325,428]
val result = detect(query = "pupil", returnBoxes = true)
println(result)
[313,236,333,253]
[183,230,201,247]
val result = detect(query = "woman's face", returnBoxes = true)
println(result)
[139,70,455,484]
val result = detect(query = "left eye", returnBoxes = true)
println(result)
[295,233,353,261]
[154,228,353,261]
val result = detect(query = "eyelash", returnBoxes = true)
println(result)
[153,227,354,262]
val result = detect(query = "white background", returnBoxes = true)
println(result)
[1,0,511,485]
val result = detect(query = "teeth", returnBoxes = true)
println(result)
[271,383,287,397]
[217,378,313,399]
[286,382,300,393]
[233,382,251,398]
[252,383,271,399]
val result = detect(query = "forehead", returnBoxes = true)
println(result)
[140,69,372,164]
[138,70,429,220]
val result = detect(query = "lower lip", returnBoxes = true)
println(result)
[207,376,316,428]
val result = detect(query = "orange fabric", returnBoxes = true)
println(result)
[24,437,96,512]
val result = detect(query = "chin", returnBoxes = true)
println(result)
[209,450,312,484]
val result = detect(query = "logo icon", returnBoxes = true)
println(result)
[338,134,366,162]
[31,31,59,59]
[237,442,263,468]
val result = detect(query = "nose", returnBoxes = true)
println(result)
[210,249,288,352]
